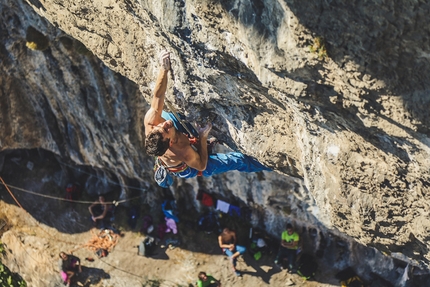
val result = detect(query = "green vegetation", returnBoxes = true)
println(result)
[309,36,327,60]
[25,26,49,51]
[0,243,27,287]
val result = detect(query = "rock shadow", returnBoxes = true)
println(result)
[71,265,110,287]
[239,252,280,284]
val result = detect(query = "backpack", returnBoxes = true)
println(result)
[296,254,318,280]
[138,236,156,257]
[96,248,108,258]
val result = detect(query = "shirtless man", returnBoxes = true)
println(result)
[144,50,212,173]
[144,51,271,187]
[218,228,246,276]
[88,195,112,228]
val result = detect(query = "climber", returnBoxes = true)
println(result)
[143,50,271,187]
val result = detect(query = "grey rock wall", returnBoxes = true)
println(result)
[1,0,430,283]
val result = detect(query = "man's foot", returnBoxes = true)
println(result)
[230,256,237,268]
[235,270,242,277]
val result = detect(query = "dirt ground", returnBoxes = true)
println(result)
[0,198,342,287]
[0,151,341,286]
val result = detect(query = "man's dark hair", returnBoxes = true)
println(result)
[198,271,207,279]
[286,223,293,230]
[145,131,170,156]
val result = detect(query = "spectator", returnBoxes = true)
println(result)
[218,228,245,276]
[197,271,221,287]
[58,252,82,287]
[274,223,300,272]
[88,195,113,229]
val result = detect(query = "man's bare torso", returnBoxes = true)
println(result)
[158,129,194,167]
[221,232,236,245]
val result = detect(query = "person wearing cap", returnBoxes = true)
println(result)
[274,223,300,272]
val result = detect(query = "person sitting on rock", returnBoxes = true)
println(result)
[143,50,271,187]
[58,252,82,287]
[197,271,221,287]
[274,223,300,272]
[88,195,113,229]
[218,227,245,276]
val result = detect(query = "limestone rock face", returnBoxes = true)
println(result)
[1,0,430,283]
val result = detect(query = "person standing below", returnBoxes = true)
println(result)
[58,252,82,287]
[274,223,300,272]
[197,271,221,287]
[88,195,113,229]
[218,228,246,276]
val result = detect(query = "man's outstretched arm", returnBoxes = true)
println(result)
[144,51,170,132]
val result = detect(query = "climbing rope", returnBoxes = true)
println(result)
[0,178,143,205]
[59,161,147,191]
[0,176,23,209]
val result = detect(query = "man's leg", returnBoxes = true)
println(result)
[60,271,68,284]
[230,245,246,272]
[66,271,74,286]
[224,249,237,271]
[275,246,286,264]
[286,249,297,271]
[203,152,271,176]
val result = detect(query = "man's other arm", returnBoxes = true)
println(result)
[144,51,170,132]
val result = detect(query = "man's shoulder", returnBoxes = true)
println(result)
[144,109,165,132]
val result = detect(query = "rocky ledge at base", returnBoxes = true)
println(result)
[0,150,429,287]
